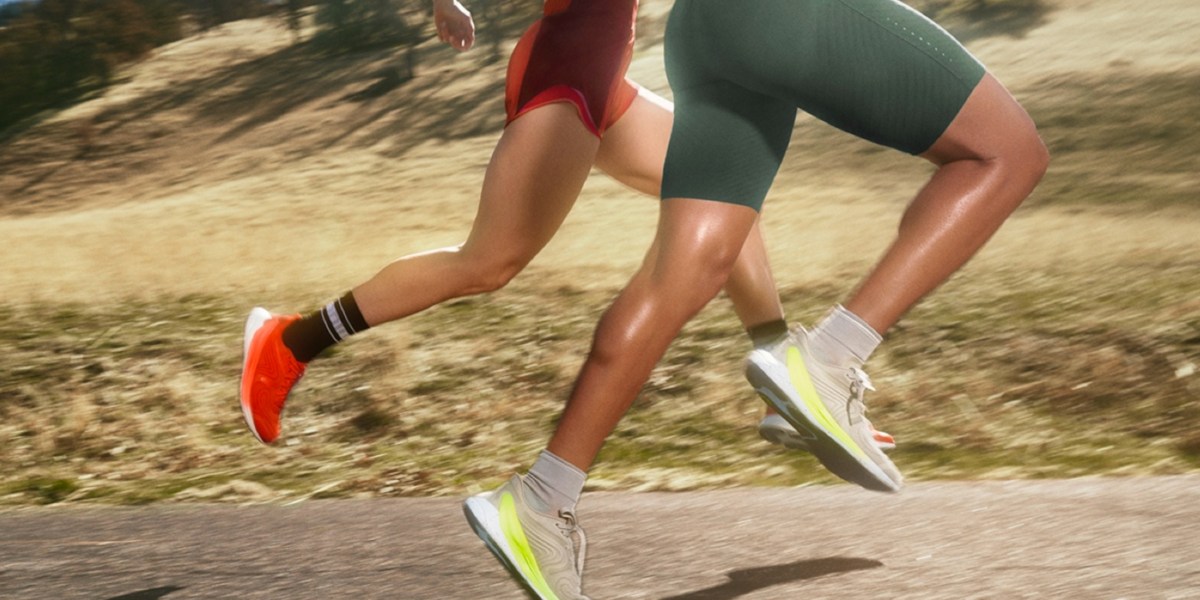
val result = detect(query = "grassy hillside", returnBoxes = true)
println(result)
[1,0,1197,505]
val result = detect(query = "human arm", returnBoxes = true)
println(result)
[433,0,475,51]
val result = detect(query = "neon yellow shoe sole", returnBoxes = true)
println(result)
[746,349,901,493]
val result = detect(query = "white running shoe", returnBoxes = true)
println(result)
[759,414,897,452]
[745,328,903,492]
[463,475,590,600]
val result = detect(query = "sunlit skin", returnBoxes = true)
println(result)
[547,73,1049,471]
[351,0,786,349]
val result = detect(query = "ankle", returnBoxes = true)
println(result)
[809,305,881,368]
[523,450,587,515]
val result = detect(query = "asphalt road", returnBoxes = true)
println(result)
[2,476,1198,599]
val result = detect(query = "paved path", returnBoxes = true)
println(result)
[2,476,1198,599]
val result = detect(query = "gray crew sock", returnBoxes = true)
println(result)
[809,305,882,368]
[523,450,587,515]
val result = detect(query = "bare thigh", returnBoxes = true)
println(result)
[597,88,786,327]
[921,73,1046,166]
[460,102,602,267]
[595,88,674,197]
[351,102,601,324]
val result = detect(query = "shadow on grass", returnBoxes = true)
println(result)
[83,35,507,162]
[661,557,883,600]
[68,2,1056,166]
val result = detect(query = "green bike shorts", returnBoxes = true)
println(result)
[661,0,986,210]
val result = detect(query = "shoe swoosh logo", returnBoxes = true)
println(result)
[500,492,560,600]
[785,347,867,460]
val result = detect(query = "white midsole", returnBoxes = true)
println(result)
[464,496,547,598]
[747,349,899,491]
[240,307,272,444]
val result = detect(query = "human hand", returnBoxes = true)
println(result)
[433,0,475,51]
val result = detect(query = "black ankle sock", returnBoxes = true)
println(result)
[746,319,789,348]
[281,291,371,362]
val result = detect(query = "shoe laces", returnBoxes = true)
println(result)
[845,367,876,425]
[557,509,587,575]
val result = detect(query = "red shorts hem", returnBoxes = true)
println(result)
[505,83,638,138]
[507,85,601,137]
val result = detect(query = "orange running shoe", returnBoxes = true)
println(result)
[240,307,306,444]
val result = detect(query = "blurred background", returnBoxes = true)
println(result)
[0,0,1196,505]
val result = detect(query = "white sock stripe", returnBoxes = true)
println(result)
[335,298,357,335]
[319,308,341,342]
[324,304,349,341]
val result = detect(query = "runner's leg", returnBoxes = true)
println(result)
[352,103,601,326]
[596,89,786,330]
[843,74,1049,333]
[547,198,759,470]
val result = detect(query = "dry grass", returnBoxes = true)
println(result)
[1,0,1198,504]
[2,265,1197,505]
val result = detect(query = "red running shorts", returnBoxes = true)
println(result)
[505,0,640,137]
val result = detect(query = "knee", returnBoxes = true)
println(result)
[1013,127,1050,185]
[951,120,1048,216]
[695,243,742,292]
[992,115,1049,189]
[934,87,1050,193]
[988,129,1048,217]
[656,241,741,314]
[452,245,531,294]
[580,242,741,377]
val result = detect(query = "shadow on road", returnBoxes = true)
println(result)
[103,586,184,600]
[661,557,882,600]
